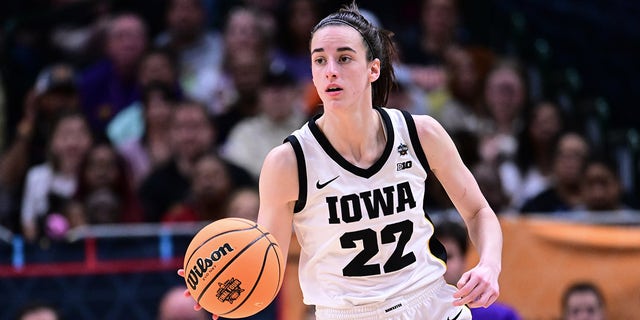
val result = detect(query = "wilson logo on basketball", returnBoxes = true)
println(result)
[187,243,235,290]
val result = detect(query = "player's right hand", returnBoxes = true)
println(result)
[177,269,219,320]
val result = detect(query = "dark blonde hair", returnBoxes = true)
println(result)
[311,2,397,107]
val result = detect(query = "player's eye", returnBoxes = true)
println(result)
[338,56,352,63]
[314,57,326,65]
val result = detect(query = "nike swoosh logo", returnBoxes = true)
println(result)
[316,176,339,189]
[447,309,463,320]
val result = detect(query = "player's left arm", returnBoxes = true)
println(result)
[413,115,503,308]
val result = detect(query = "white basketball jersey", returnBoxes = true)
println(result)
[285,107,447,308]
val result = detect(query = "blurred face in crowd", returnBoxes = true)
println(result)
[138,52,177,86]
[84,144,119,190]
[224,8,262,54]
[20,308,58,320]
[446,47,479,101]
[106,14,147,70]
[169,104,214,161]
[485,65,525,127]
[167,0,205,39]
[552,133,589,186]
[582,162,622,211]
[529,102,562,145]
[50,115,93,172]
[422,0,458,41]
[192,155,231,201]
[259,84,299,123]
[227,188,260,221]
[229,50,266,94]
[144,88,173,130]
[564,290,605,320]
[289,0,319,42]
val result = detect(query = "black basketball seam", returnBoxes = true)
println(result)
[196,232,269,303]
[219,242,273,316]
[185,223,259,268]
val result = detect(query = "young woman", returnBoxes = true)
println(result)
[183,3,502,319]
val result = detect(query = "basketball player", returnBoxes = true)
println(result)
[182,2,502,319]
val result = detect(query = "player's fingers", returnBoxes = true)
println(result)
[453,273,472,298]
[177,269,185,277]
[183,289,191,297]
[466,291,491,308]
[454,280,487,306]
[212,315,219,320]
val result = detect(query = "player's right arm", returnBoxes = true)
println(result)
[256,142,298,266]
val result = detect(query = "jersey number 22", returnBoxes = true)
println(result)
[340,220,416,277]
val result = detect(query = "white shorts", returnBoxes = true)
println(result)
[314,278,472,320]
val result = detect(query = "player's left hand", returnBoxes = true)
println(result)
[452,263,500,308]
[177,269,219,320]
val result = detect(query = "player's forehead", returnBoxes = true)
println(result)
[310,25,366,54]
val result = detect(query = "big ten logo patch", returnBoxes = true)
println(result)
[397,161,412,171]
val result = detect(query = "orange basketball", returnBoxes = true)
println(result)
[183,218,285,318]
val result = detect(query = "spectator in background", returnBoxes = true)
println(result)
[138,102,253,222]
[579,156,638,212]
[65,141,142,229]
[222,67,305,180]
[439,46,493,135]
[157,285,208,320]
[273,0,321,83]
[396,0,459,105]
[479,58,528,166]
[499,100,564,210]
[15,301,61,320]
[561,282,606,320]
[163,153,234,222]
[21,111,92,242]
[227,187,260,221]
[521,132,590,214]
[434,220,522,320]
[208,6,272,122]
[0,63,80,232]
[47,0,112,66]
[155,0,224,107]
[115,82,178,187]
[78,13,148,135]
[472,162,512,215]
[106,48,183,147]
[213,48,269,146]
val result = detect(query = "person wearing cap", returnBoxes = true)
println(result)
[0,63,80,233]
[222,67,305,180]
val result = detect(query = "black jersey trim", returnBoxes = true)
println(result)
[399,110,446,262]
[400,110,431,172]
[308,107,394,179]
[284,135,307,213]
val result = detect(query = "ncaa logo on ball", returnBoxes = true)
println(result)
[187,242,235,290]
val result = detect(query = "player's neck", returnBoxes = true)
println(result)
[317,108,386,167]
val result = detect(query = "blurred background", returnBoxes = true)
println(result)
[0,0,639,319]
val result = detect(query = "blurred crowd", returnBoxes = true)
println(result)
[0,0,638,246]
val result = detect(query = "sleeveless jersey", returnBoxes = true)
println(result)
[285,107,446,308]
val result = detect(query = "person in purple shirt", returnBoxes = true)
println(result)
[78,13,148,135]
[435,220,522,320]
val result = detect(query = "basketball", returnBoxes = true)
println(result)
[183,218,285,318]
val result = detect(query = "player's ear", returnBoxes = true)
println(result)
[368,58,381,83]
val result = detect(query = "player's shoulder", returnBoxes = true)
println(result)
[408,113,447,140]
[262,143,297,175]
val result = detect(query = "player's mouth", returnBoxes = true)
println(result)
[325,85,343,95]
